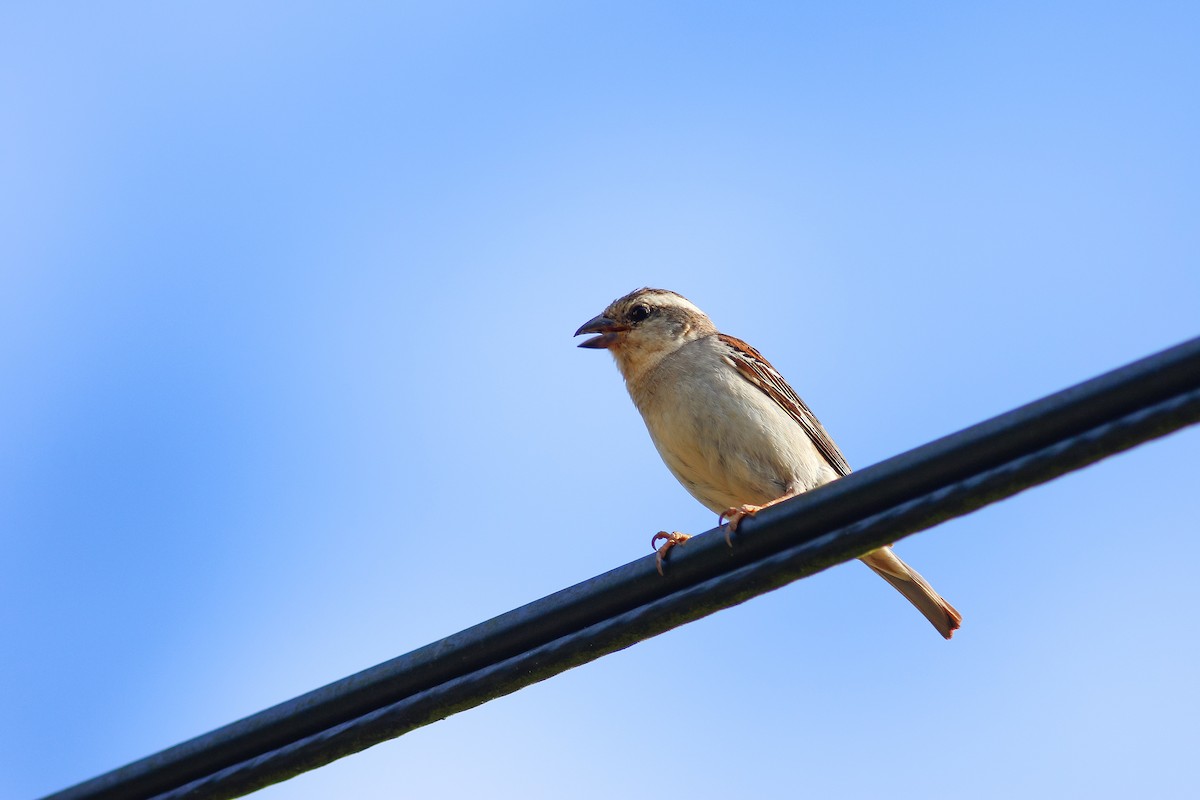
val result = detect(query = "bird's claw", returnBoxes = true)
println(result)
[719,504,764,543]
[651,531,691,575]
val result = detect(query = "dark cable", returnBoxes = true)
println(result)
[41,336,1200,800]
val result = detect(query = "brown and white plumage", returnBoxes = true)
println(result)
[576,287,961,639]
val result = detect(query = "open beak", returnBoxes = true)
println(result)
[574,314,629,349]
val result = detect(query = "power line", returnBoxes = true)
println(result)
[42,335,1200,800]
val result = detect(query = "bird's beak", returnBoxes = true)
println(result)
[574,314,628,349]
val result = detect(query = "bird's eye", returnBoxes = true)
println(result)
[629,304,651,323]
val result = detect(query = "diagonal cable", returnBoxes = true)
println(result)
[41,336,1200,800]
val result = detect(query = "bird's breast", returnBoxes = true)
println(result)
[631,356,831,515]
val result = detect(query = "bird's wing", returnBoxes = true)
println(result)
[718,333,852,477]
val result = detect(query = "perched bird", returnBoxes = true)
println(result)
[575,288,962,639]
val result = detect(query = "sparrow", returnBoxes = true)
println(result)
[575,288,962,639]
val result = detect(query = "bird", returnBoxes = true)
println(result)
[574,287,962,639]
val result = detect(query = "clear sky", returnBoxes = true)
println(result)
[3,2,1199,799]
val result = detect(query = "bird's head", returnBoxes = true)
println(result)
[574,288,716,382]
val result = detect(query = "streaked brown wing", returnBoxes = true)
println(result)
[718,333,852,477]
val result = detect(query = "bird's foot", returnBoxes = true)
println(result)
[720,504,764,544]
[650,531,691,575]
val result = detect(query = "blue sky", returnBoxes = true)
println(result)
[3,2,1199,798]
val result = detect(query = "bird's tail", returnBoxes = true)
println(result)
[860,547,962,639]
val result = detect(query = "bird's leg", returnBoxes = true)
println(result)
[720,491,800,544]
[650,531,691,575]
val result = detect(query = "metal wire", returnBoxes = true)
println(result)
[42,336,1200,800]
